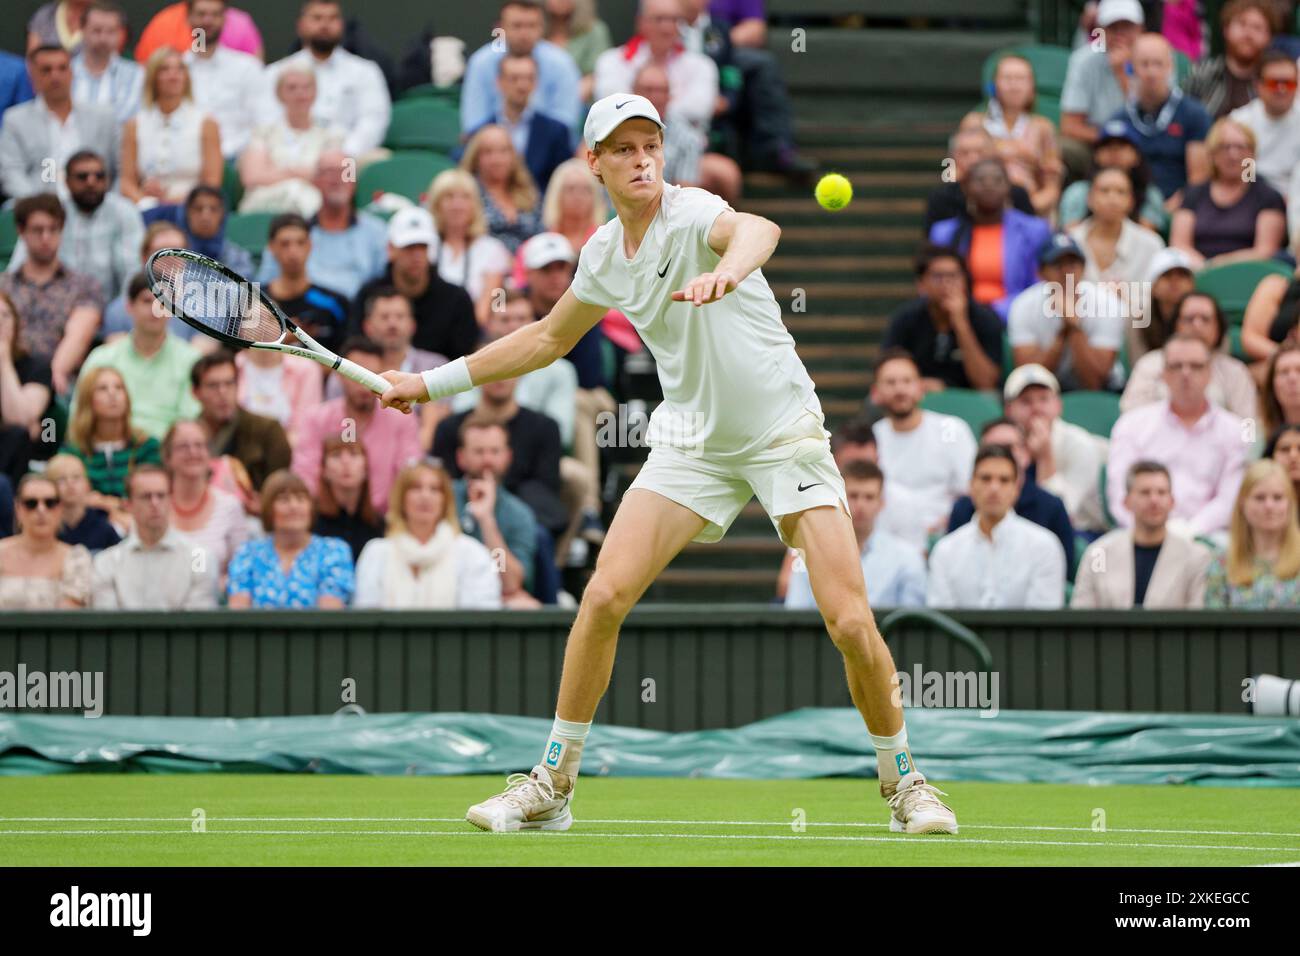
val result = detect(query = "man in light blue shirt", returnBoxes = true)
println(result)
[255,150,387,299]
[70,2,144,125]
[460,0,582,135]
[785,459,927,610]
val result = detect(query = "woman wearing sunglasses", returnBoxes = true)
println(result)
[0,473,92,609]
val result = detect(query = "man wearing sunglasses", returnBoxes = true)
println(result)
[1230,50,1300,198]
[5,150,143,301]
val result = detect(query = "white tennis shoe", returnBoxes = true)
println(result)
[466,765,574,832]
[884,771,959,834]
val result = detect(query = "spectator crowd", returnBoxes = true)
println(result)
[2,0,1299,614]
[788,0,1300,613]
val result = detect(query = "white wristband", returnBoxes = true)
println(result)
[422,356,474,401]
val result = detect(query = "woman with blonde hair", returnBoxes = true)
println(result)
[1206,458,1300,608]
[1169,117,1286,265]
[60,366,162,527]
[119,48,222,208]
[510,157,607,287]
[426,167,512,322]
[238,66,343,216]
[0,472,92,609]
[354,461,502,609]
[959,54,1063,219]
[460,124,542,253]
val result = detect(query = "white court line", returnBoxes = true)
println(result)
[1,829,1299,854]
[4,817,1300,839]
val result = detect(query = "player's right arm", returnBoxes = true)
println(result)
[379,289,607,413]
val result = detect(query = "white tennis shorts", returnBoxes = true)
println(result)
[627,410,849,545]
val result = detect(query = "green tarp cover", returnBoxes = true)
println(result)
[2,709,1298,786]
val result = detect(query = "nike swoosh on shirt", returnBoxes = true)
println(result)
[657,257,672,278]
[797,482,823,492]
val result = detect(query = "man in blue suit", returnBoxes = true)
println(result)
[465,53,574,195]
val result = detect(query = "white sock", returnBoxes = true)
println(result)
[870,725,916,786]
[540,715,590,785]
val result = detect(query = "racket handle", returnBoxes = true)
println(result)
[335,357,393,395]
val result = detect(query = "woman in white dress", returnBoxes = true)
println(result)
[238,66,343,216]
[119,48,222,208]
[354,461,502,609]
[426,168,512,325]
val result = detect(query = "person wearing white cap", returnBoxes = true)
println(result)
[1130,246,1198,363]
[350,206,479,362]
[1060,0,1143,171]
[379,91,958,838]
[1003,363,1110,533]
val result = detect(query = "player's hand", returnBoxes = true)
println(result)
[671,271,737,306]
[378,370,427,415]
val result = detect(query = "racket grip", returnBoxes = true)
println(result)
[336,357,392,395]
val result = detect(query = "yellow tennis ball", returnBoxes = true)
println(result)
[815,173,853,211]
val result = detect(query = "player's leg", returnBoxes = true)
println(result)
[465,487,709,832]
[780,503,958,834]
[553,488,707,724]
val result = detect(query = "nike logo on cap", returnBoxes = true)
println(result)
[797,482,823,492]
[615,100,632,109]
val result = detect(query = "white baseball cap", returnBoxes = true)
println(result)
[583,93,665,151]
[387,206,436,248]
[1145,246,1199,283]
[1004,364,1061,401]
[522,232,577,271]
[1097,0,1145,27]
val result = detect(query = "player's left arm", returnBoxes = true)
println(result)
[672,211,781,306]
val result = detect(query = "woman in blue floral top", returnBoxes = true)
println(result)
[460,125,542,254]
[227,470,354,609]
[1205,459,1300,609]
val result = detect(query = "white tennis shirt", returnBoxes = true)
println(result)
[569,183,821,461]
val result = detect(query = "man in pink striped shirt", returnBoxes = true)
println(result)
[1106,335,1248,537]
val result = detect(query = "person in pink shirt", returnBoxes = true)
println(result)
[235,350,323,447]
[1107,334,1248,538]
[291,336,421,514]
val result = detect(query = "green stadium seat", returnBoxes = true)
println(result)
[1061,390,1121,438]
[919,388,1003,435]
[400,83,461,104]
[0,209,17,264]
[384,98,461,153]
[980,44,1071,98]
[1034,92,1061,127]
[223,211,278,259]
[221,159,244,211]
[356,150,455,206]
[1194,260,1293,328]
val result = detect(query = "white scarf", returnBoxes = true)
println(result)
[383,526,459,609]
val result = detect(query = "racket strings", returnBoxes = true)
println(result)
[150,254,284,344]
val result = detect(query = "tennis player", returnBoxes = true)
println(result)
[379,93,958,835]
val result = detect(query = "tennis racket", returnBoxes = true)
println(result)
[144,247,391,394]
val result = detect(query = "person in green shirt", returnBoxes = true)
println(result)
[61,364,162,527]
[544,0,611,102]
[73,272,201,440]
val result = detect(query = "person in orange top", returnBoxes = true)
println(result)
[928,159,1052,321]
[133,1,263,63]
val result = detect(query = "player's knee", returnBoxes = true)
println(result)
[580,574,635,627]
[824,609,877,662]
